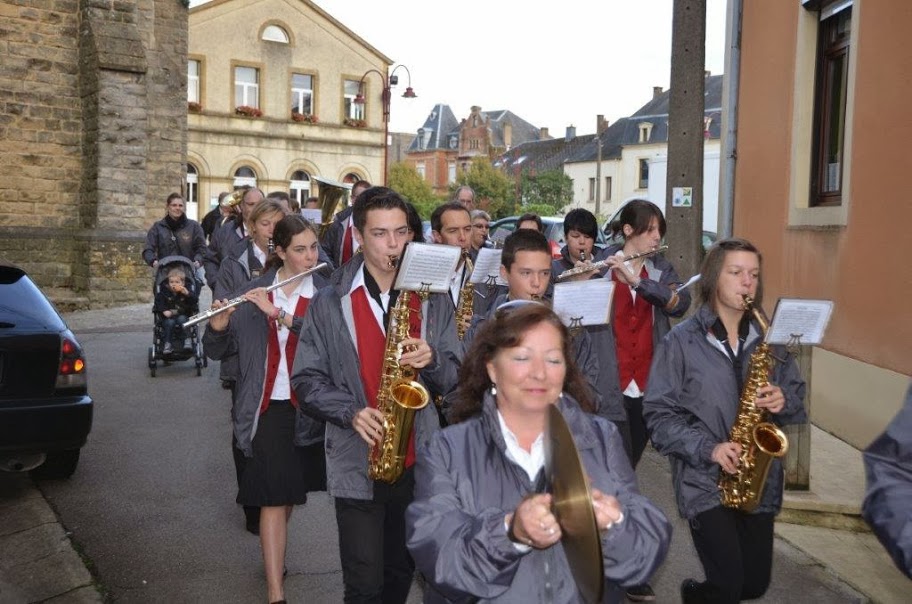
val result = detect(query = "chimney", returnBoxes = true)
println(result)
[653,86,663,99]
[503,121,512,149]
[565,125,576,142]
[540,127,549,140]
[596,115,609,134]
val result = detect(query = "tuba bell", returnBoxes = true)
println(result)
[312,176,352,236]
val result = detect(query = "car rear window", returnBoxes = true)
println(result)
[0,266,66,331]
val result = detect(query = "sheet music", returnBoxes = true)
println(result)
[469,247,508,287]
[392,242,461,293]
[552,280,615,327]
[766,298,834,345]
[300,209,322,223]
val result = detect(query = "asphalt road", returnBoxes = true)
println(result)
[34,325,867,603]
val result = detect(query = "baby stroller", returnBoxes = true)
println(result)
[147,255,207,377]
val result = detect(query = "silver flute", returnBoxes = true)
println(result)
[555,245,669,282]
[182,263,327,328]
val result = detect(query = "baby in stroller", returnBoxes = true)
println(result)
[153,263,199,354]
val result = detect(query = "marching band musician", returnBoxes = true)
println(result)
[458,229,601,422]
[290,187,460,604]
[203,215,329,604]
[214,198,286,534]
[203,186,264,290]
[643,238,806,603]
[406,303,671,603]
[320,179,372,269]
[429,202,480,327]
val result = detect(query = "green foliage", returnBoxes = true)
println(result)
[520,169,573,216]
[388,162,441,219]
[450,157,515,219]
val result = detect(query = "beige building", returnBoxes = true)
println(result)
[730,0,911,447]
[188,0,395,218]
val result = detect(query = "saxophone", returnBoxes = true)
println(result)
[718,295,790,512]
[368,256,431,483]
[456,251,475,340]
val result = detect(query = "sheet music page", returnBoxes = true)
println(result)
[300,209,322,224]
[552,280,615,327]
[766,298,834,345]
[469,248,508,287]
[393,242,461,293]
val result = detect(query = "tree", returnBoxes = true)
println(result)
[388,162,441,219]
[449,157,514,219]
[520,168,573,215]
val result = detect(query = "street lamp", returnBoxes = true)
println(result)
[354,65,417,185]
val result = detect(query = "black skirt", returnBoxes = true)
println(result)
[237,401,325,507]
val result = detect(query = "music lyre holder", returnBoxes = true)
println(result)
[483,274,498,292]
[786,333,804,356]
[568,316,584,332]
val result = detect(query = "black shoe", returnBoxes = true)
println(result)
[245,516,259,535]
[680,578,700,603]
[626,583,656,602]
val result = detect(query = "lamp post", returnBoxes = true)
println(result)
[354,65,417,185]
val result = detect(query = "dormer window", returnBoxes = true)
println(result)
[262,25,289,43]
[638,122,654,143]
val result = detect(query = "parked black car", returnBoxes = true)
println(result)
[0,262,93,479]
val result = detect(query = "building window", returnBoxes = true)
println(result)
[188,60,201,103]
[344,79,364,120]
[448,162,456,184]
[234,166,257,188]
[588,178,596,201]
[605,176,612,200]
[291,73,313,116]
[638,159,649,189]
[235,66,259,108]
[638,122,653,143]
[262,25,289,43]
[416,162,426,180]
[342,173,361,184]
[186,164,198,205]
[289,170,311,205]
[810,1,852,207]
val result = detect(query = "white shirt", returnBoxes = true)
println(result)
[252,242,267,268]
[448,261,466,308]
[268,272,314,400]
[497,410,545,482]
[344,215,361,257]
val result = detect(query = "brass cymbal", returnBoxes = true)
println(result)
[545,404,603,604]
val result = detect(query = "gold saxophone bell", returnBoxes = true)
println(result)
[220,189,244,209]
[387,255,399,269]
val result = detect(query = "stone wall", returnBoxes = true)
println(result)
[0,0,187,310]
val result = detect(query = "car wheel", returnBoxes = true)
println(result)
[31,449,80,480]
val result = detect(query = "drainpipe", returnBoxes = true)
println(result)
[719,0,742,238]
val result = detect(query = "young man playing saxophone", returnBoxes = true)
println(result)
[291,187,459,603]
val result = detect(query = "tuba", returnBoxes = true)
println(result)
[456,251,475,340]
[312,176,352,237]
[368,255,431,483]
[718,295,790,512]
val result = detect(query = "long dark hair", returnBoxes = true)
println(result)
[449,304,593,423]
[264,215,319,271]
[609,198,666,239]
[698,237,764,310]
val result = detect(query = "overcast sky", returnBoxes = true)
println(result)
[190,0,728,135]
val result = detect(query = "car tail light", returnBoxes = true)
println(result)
[550,241,562,260]
[56,337,87,390]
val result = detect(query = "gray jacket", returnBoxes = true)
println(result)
[862,383,912,579]
[290,255,460,500]
[643,305,807,519]
[406,393,671,603]
[142,217,207,266]
[319,206,352,269]
[203,267,329,457]
[204,218,244,289]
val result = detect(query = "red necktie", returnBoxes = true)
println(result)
[341,222,353,264]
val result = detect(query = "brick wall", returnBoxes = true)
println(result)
[0,0,188,309]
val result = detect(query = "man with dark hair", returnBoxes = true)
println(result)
[321,179,372,268]
[266,190,292,212]
[430,201,481,339]
[517,212,543,233]
[292,187,459,604]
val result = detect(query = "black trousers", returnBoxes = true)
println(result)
[231,426,259,525]
[610,419,634,465]
[335,468,415,604]
[624,395,649,468]
[685,506,775,603]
